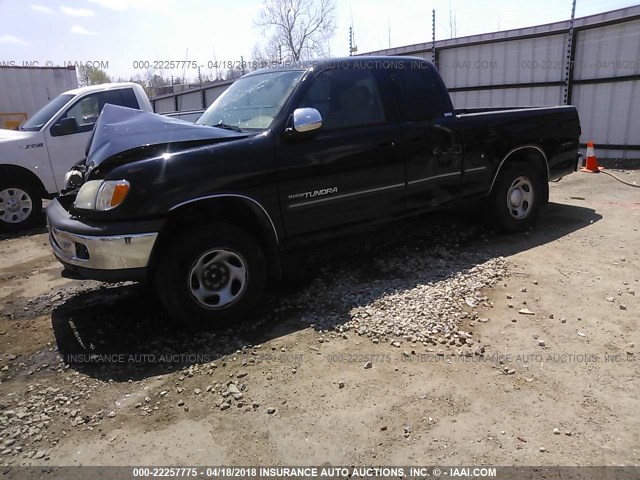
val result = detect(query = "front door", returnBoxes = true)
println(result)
[276,66,405,237]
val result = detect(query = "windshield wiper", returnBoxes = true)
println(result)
[214,122,244,133]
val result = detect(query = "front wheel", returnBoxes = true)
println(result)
[486,161,543,233]
[0,180,42,232]
[154,224,266,328]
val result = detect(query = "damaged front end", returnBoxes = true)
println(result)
[45,104,249,282]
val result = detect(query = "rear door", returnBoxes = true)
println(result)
[275,66,405,237]
[386,64,463,211]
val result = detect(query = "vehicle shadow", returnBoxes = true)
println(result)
[482,201,603,256]
[50,284,307,382]
[0,222,47,241]
[50,201,601,382]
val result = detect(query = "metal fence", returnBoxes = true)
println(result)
[151,80,233,117]
[150,5,640,159]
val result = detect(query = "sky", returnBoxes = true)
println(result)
[0,0,638,82]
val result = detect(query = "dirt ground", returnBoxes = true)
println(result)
[0,170,638,468]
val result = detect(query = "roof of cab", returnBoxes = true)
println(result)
[62,82,142,96]
[243,55,433,77]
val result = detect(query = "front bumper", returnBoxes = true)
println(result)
[46,199,163,282]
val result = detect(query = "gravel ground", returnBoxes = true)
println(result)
[0,170,638,468]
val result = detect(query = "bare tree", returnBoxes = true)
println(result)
[224,65,245,81]
[252,36,283,69]
[120,69,171,98]
[142,68,172,97]
[255,0,337,62]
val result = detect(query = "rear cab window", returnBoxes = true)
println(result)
[387,63,453,122]
[111,88,140,109]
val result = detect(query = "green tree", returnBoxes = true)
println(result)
[77,64,111,86]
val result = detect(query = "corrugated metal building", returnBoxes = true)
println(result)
[150,5,639,159]
[0,66,78,129]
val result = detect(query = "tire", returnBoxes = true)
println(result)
[154,224,266,328]
[485,161,543,233]
[0,179,42,232]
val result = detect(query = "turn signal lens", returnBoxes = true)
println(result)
[95,180,130,211]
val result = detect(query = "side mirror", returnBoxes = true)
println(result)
[51,117,79,136]
[292,108,322,133]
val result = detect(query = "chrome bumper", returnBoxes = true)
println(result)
[49,226,158,270]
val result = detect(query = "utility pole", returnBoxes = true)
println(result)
[349,26,358,56]
[198,66,204,108]
[182,48,188,84]
[432,9,437,69]
[279,45,283,64]
[563,0,577,105]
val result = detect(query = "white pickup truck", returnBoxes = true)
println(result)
[0,82,152,231]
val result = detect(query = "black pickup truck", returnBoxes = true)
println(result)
[46,56,581,326]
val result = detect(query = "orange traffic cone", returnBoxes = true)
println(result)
[581,141,604,173]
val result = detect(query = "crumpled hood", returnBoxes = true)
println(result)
[87,104,247,168]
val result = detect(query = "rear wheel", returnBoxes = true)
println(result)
[0,180,42,232]
[486,161,543,233]
[155,224,266,328]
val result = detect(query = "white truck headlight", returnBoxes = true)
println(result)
[74,180,130,211]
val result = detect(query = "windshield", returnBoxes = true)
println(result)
[21,94,74,132]
[196,70,304,131]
